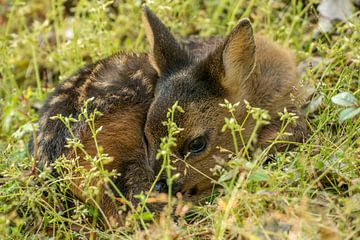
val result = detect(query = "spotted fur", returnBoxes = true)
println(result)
[32,52,160,226]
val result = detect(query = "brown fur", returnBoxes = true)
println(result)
[142,7,307,202]
[33,6,308,226]
[31,8,223,226]
[32,52,159,227]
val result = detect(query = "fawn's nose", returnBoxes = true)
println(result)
[154,179,184,196]
[154,179,168,193]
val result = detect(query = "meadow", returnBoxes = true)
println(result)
[0,0,359,239]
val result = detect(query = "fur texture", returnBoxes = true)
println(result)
[34,6,307,225]
[142,6,307,202]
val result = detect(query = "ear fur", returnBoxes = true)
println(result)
[142,6,189,75]
[207,19,256,95]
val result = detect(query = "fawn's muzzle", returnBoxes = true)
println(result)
[154,179,168,193]
[154,179,185,196]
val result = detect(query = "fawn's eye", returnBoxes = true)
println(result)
[188,136,207,154]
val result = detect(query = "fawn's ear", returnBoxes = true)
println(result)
[209,19,256,94]
[142,6,189,75]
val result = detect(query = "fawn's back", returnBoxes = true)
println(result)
[33,52,159,225]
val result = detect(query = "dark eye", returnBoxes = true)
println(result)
[188,136,207,154]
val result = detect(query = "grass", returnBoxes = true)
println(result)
[0,0,359,239]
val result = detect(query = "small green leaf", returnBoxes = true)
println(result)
[12,122,37,139]
[135,212,153,221]
[249,168,269,182]
[176,105,185,113]
[331,92,358,107]
[339,107,360,122]
[218,169,237,183]
[305,95,324,114]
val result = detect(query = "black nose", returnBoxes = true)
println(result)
[154,179,168,193]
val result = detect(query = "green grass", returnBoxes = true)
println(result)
[1,0,359,239]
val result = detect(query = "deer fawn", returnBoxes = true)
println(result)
[142,7,307,201]
[32,6,307,226]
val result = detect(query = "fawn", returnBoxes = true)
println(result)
[142,7,307,201]
[32,6,307,227]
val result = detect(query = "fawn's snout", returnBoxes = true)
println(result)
[154,178,201,199]
[154,179,168,193]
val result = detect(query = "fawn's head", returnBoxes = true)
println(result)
[142,7,300,201]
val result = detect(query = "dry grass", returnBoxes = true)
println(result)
[0,1,359,239]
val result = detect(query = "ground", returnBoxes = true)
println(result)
[0,1,359,239]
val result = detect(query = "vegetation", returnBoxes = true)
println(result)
[0,0,359,239]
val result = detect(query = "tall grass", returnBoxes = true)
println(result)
[0,0,359,239]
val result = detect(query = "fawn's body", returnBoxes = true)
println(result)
[34,7,307,226]
[34,53,158,226]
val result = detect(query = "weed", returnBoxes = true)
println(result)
[1,1,359,239]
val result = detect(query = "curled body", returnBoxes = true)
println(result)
[33,53,158,226]
[32,25,220,225]
[33,6,308,226]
